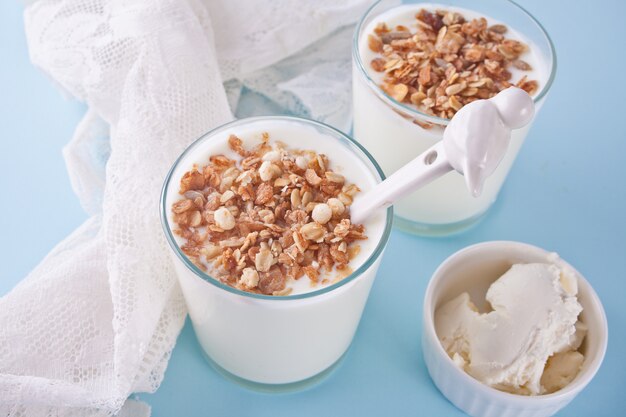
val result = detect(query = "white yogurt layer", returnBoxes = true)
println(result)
[435,263,586,395]
[166,120,387,295]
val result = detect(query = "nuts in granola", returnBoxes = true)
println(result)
[172,133,367,296]
[295,156,308,170]
[239,268,259,289]
[300,222,325,242]
[214,207,236,230]
[305,169,322,186]
[367,8,539,120]
[327,198,345,217]
[255,245,274,272]
[312,203,332,224]
[259,160,280,181]
[262,150,280,162]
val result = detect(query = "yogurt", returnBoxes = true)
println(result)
[352,1,555,235]
[161,117,391,386]
[435,262,586,395]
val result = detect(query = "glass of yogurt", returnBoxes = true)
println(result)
[161,116,392,390]
[353,0,556,235]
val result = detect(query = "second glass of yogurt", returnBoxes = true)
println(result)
[161,116,392,390]
[353,0,556,235]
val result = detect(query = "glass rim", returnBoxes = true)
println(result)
[352,0,558,126]
[160,115,394,301]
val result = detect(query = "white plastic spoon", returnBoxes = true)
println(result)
[350,87,535,225]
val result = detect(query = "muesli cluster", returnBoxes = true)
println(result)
[368,9,539,122]
[172,133,366,296]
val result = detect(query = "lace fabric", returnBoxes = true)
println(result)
[0,0,369,415]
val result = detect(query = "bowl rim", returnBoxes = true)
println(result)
[352,0,558,126]
[422,240,608,404]
[160,115,394,301]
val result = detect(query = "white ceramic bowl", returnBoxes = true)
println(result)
[422,241,608,417]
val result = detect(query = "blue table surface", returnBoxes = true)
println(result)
[2,1,625,416]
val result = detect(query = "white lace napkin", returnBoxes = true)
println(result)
[0,0,370,415]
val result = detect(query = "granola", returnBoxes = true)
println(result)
[367,8,539,120]
[172,133,367,296]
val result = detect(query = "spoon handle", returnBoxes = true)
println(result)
[350,141,453,224]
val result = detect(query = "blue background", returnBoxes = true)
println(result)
[1,1,625,416]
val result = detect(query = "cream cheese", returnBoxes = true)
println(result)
[435,263,586,395]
